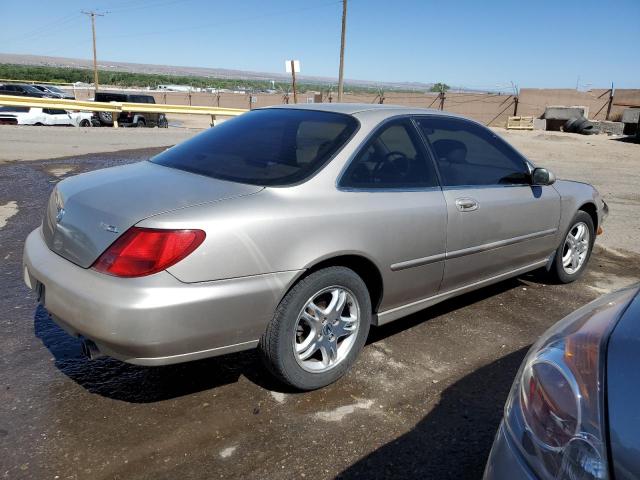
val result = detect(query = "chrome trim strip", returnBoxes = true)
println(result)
[390,228,557,272]
[338,186,442,193]
[446,228,557,260]
[377,258,549,325]
[390,253,446,271]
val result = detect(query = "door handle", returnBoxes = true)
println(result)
[455,197,479,212]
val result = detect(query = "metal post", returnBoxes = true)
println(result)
[606,83,614,120]
[290,60,298,104]
[337,0,347,102]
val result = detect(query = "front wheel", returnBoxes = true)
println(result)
[550,211,595,283]
[259,267,371,390]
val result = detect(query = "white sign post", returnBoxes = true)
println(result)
[285,60,300,104]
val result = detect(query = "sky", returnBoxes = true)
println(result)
[1,0,639,89]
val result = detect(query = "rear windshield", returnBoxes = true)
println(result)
[95,93,127,102]
[151,109,359,186]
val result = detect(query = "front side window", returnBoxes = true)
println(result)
[152,109,359,186]
[340,119,438,189]
[415,117,529,187]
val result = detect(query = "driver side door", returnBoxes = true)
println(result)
[414,116,561,292]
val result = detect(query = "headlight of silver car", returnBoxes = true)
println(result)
[502,288,637,480]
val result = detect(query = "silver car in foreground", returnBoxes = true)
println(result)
[484,284,640,480]
[23,104,608,389]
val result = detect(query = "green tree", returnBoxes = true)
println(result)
[430,82,450,93]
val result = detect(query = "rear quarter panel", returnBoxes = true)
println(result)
[141,185,448,313]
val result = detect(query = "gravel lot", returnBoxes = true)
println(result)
[0,125,201,163]
[0,128,638,479]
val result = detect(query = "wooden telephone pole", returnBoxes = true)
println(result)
[337,0,347,102]
[81,10,106,93]
[290,60,298,104]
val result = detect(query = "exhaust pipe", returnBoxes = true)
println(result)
[81,338,104,360]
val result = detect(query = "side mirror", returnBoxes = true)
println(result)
[532,167,556,186]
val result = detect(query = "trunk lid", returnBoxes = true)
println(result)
[43,161,263,268]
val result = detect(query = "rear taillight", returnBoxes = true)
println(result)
[92,227,205,278]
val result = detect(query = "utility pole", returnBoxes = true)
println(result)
[606,82,614,120]
[337,0,347,102]
[290,60,298,104]
[81,10,106,93]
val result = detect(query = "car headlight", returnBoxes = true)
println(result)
[503,287,637,480]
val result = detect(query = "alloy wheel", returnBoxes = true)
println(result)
[562,222,590,275]
[293,286,360,373]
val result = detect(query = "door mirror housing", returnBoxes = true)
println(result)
[532,167,556,186]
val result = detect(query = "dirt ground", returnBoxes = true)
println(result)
[0,128,638,480]
[495,128,639,254]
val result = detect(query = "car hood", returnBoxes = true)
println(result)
[42,161,263,268]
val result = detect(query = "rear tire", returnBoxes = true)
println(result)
[136,119,145,128]
[550,211,595,283]
[259,267,371,390]
[98,111,112,125]
[79,119,91,127]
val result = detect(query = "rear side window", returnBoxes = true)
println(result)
[95,93,127,102]
[152,109,359,186]
[415,117,530,187]
[340,119,439,189]
[0,106,29,112]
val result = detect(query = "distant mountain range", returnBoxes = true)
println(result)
[0,53,436,91]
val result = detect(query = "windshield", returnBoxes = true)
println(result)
[151,109,359,186]
[46,86,65,94]
[22,85,42,94]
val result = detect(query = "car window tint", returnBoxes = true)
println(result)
[0,106,29,112]
[151,109,359,186]
[340,119,438,189]
[415,117,529,187]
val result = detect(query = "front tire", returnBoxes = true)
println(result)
[550,211,595,283]
[259,267,371,390]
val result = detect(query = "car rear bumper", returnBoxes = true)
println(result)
[23,227,300,365]
[483,423,538,480]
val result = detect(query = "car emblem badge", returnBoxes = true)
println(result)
[100,222,120,234]
[55,207,65,223]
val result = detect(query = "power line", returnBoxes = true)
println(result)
[99,1,341,40]
[3,14,82,43]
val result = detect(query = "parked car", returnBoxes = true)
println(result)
[0,106,92,126]
[484,284,640,480]
[0,83,52,98]
[22,104,608,390]
[92,91,168,127]
[32,84,75,100]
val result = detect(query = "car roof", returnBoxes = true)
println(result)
[264,102,463,119]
